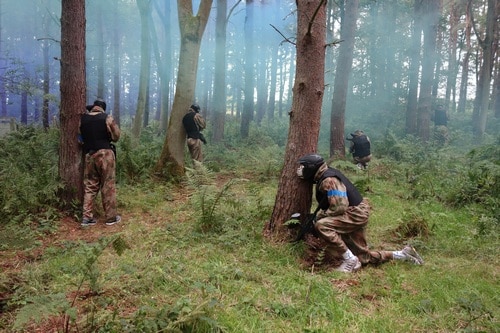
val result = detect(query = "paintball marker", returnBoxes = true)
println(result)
[292,204,322,243]
[199,132,207,144]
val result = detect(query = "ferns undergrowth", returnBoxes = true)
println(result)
[0,124,498,332]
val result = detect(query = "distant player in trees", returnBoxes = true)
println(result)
[182,104,206,165]
[347,130,371,169]
[432,104,449,145]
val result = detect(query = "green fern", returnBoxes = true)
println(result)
[13,235,129,332]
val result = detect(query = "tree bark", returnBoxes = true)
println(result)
[458,0,472,114]
[417,0,440,142]
[0,0,6,118]
[58,0,86,207]
[42,14,50,130]
[212,0,227,143]
[266,0,280,122]
[471,0,496,138]
[132,0,152,138]
[240,0,255,138]
[445,1,459,113]
[266,0,326,239]
[112,0,121,126]
[406,0,422,135]
[96,3,105,100]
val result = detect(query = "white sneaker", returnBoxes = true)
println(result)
[402,245,424,265]
[335,256,361,273]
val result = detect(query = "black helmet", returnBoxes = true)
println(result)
[190,104,200,113]
[350,129,363,137]
[93,98,107,111]
[297,154,325,181]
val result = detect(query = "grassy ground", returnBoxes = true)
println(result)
[1,156,498,333]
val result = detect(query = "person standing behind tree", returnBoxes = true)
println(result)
[432,104,449,145]
[79,98,121,227]
[348,130,371,169]
[182,104,206,164]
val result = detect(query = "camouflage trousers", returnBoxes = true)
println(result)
[82,149,117,221]
[187,138,203,162]
[353,154,372,167]
[433,125,449,146]
[315,199,393,265]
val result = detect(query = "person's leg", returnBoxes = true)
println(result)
[315,217,361,273]
[96,150,118,222]
[82,154,99,224]
[343,228,393,264]
[191,139,203,162]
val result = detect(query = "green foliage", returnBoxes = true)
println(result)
[12,293,71,330]
[204,120,284,178]
[185,166,241,233]
[12,235,129,332]
[0,127,62,224]
[455,292,496,333]
[391,209,431,241]
[100,298,226,333]
[445,144,500,209]
[2,121,499,333]
[377,132,498,227]
[116,127,163,184]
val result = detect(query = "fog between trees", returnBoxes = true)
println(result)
[0,0,497,241]
[1,0,497,139]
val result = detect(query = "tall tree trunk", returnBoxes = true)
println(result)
[96,3,105,99]
[406,0,422,135]
[330,0,359,158]
[154,0,213,179]
[240,0,255,138]
[458,0,472,114]
[255,44,268,125]
[58,0,86,207]
[212,0,227,143]
[42,14,50,130]
[445,1,459,113]
[112,0,121,126]
[417,0,440,142]
[285,44,295,115]
[323,1,337,114]
[278,53,285,118]
[0,1,6,118]
[144,82,150,127]
[133,0,152,138]
[471,0,496,138]
[494,58,500,119]
[432,24,444,99]
[267,0,326,239]
[21,91,28,125]
[158,1,172,133]
[266,0,280,122]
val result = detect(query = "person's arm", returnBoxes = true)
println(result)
[194,113,206,130]
[319,177,349,216]
[106,115,121,142]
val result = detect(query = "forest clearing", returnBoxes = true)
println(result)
[0,124,498,332]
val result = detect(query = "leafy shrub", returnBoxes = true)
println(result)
[446,143,499,210]
[116,127,163,184]
[0,127,62,224]
[101,298,225,333]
